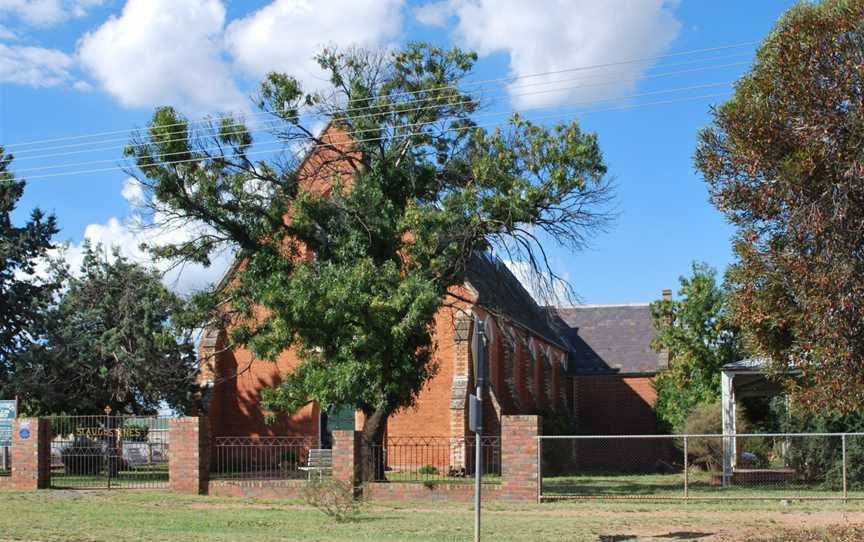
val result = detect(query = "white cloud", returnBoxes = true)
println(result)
[77,0,247,113]
[120,177,145,207]
[60,177,234,295]
[225,0,403,93]
[0,42,73,86]
[413,1,451,27]
[71,78,92,91]
[440,0,680,108]
[68,0,102,18]
[0,0,104,27]
[0,24,18,40]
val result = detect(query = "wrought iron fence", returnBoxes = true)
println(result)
[210,436,318,481]
[366,436,501,484]
[49,415,170,489]
[539,433,864,501]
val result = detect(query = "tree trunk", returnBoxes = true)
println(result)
[358,406,389,484]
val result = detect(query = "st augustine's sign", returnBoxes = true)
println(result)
[0,400,16,446]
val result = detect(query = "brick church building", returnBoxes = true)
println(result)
[198,126,665,453]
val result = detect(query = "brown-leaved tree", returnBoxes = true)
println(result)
[695,0,864,412]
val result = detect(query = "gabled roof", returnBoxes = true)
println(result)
[554,304,660,375]
[465,252,569,350]
[722,357,768,373]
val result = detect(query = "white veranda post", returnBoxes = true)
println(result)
[721,369,736,486]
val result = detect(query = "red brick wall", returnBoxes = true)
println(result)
[500,415,541,502]
[332,429,359,484]
[169,417,209,494]
[574,375,658,434]
[209,344,319,441]
[489,321,570,420]
[386,306,461,438]
[205,291,570,450]
[0,418,50,490]
[572,375,669,471]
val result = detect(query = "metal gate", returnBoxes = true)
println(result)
[49,415,169,489]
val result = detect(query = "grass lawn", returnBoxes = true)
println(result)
[1,490,863,541]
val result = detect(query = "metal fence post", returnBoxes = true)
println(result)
[537,437,542,504]
[683,436,689,501]
[842,434,848,501]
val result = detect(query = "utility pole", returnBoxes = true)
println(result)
[470,318,488,542]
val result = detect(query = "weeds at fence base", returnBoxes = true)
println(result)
[301,478,364,523]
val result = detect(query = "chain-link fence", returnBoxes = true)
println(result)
[539,433,864,501]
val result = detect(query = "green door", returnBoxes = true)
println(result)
[321,406,355,448]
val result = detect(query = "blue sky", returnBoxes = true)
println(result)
[1,0,795,303]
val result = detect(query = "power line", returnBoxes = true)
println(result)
[13,59,750,162]
[14,82,733,175]
[11,54,751,158]
[22,92,732,181]
[3,41,756,150]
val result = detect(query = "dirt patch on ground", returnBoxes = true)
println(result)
[591,511,863,541]
[367,504,864,541]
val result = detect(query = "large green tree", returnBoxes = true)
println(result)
[695,0,864,412]
[651,262,742,431]
[126,44,612,480]
[12,243,198,415]
[0,148,58,398]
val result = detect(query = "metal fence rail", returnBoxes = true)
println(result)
[366,436,501,484]
[49,415,170,489]
[210,436,318,481]
[539,432,864,501]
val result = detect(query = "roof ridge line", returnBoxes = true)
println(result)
[557,302,651,309]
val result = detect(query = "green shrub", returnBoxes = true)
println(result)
[770,399,864,490]
[301,478,363,523]
[417,464,438,476]
[682,400,752,471]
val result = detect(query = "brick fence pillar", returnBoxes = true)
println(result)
[10,418,50,489]
[332,429,360,488]
[501,415,542,503]
[169,417,209,495]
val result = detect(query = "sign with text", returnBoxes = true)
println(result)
[0,400,16,446]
